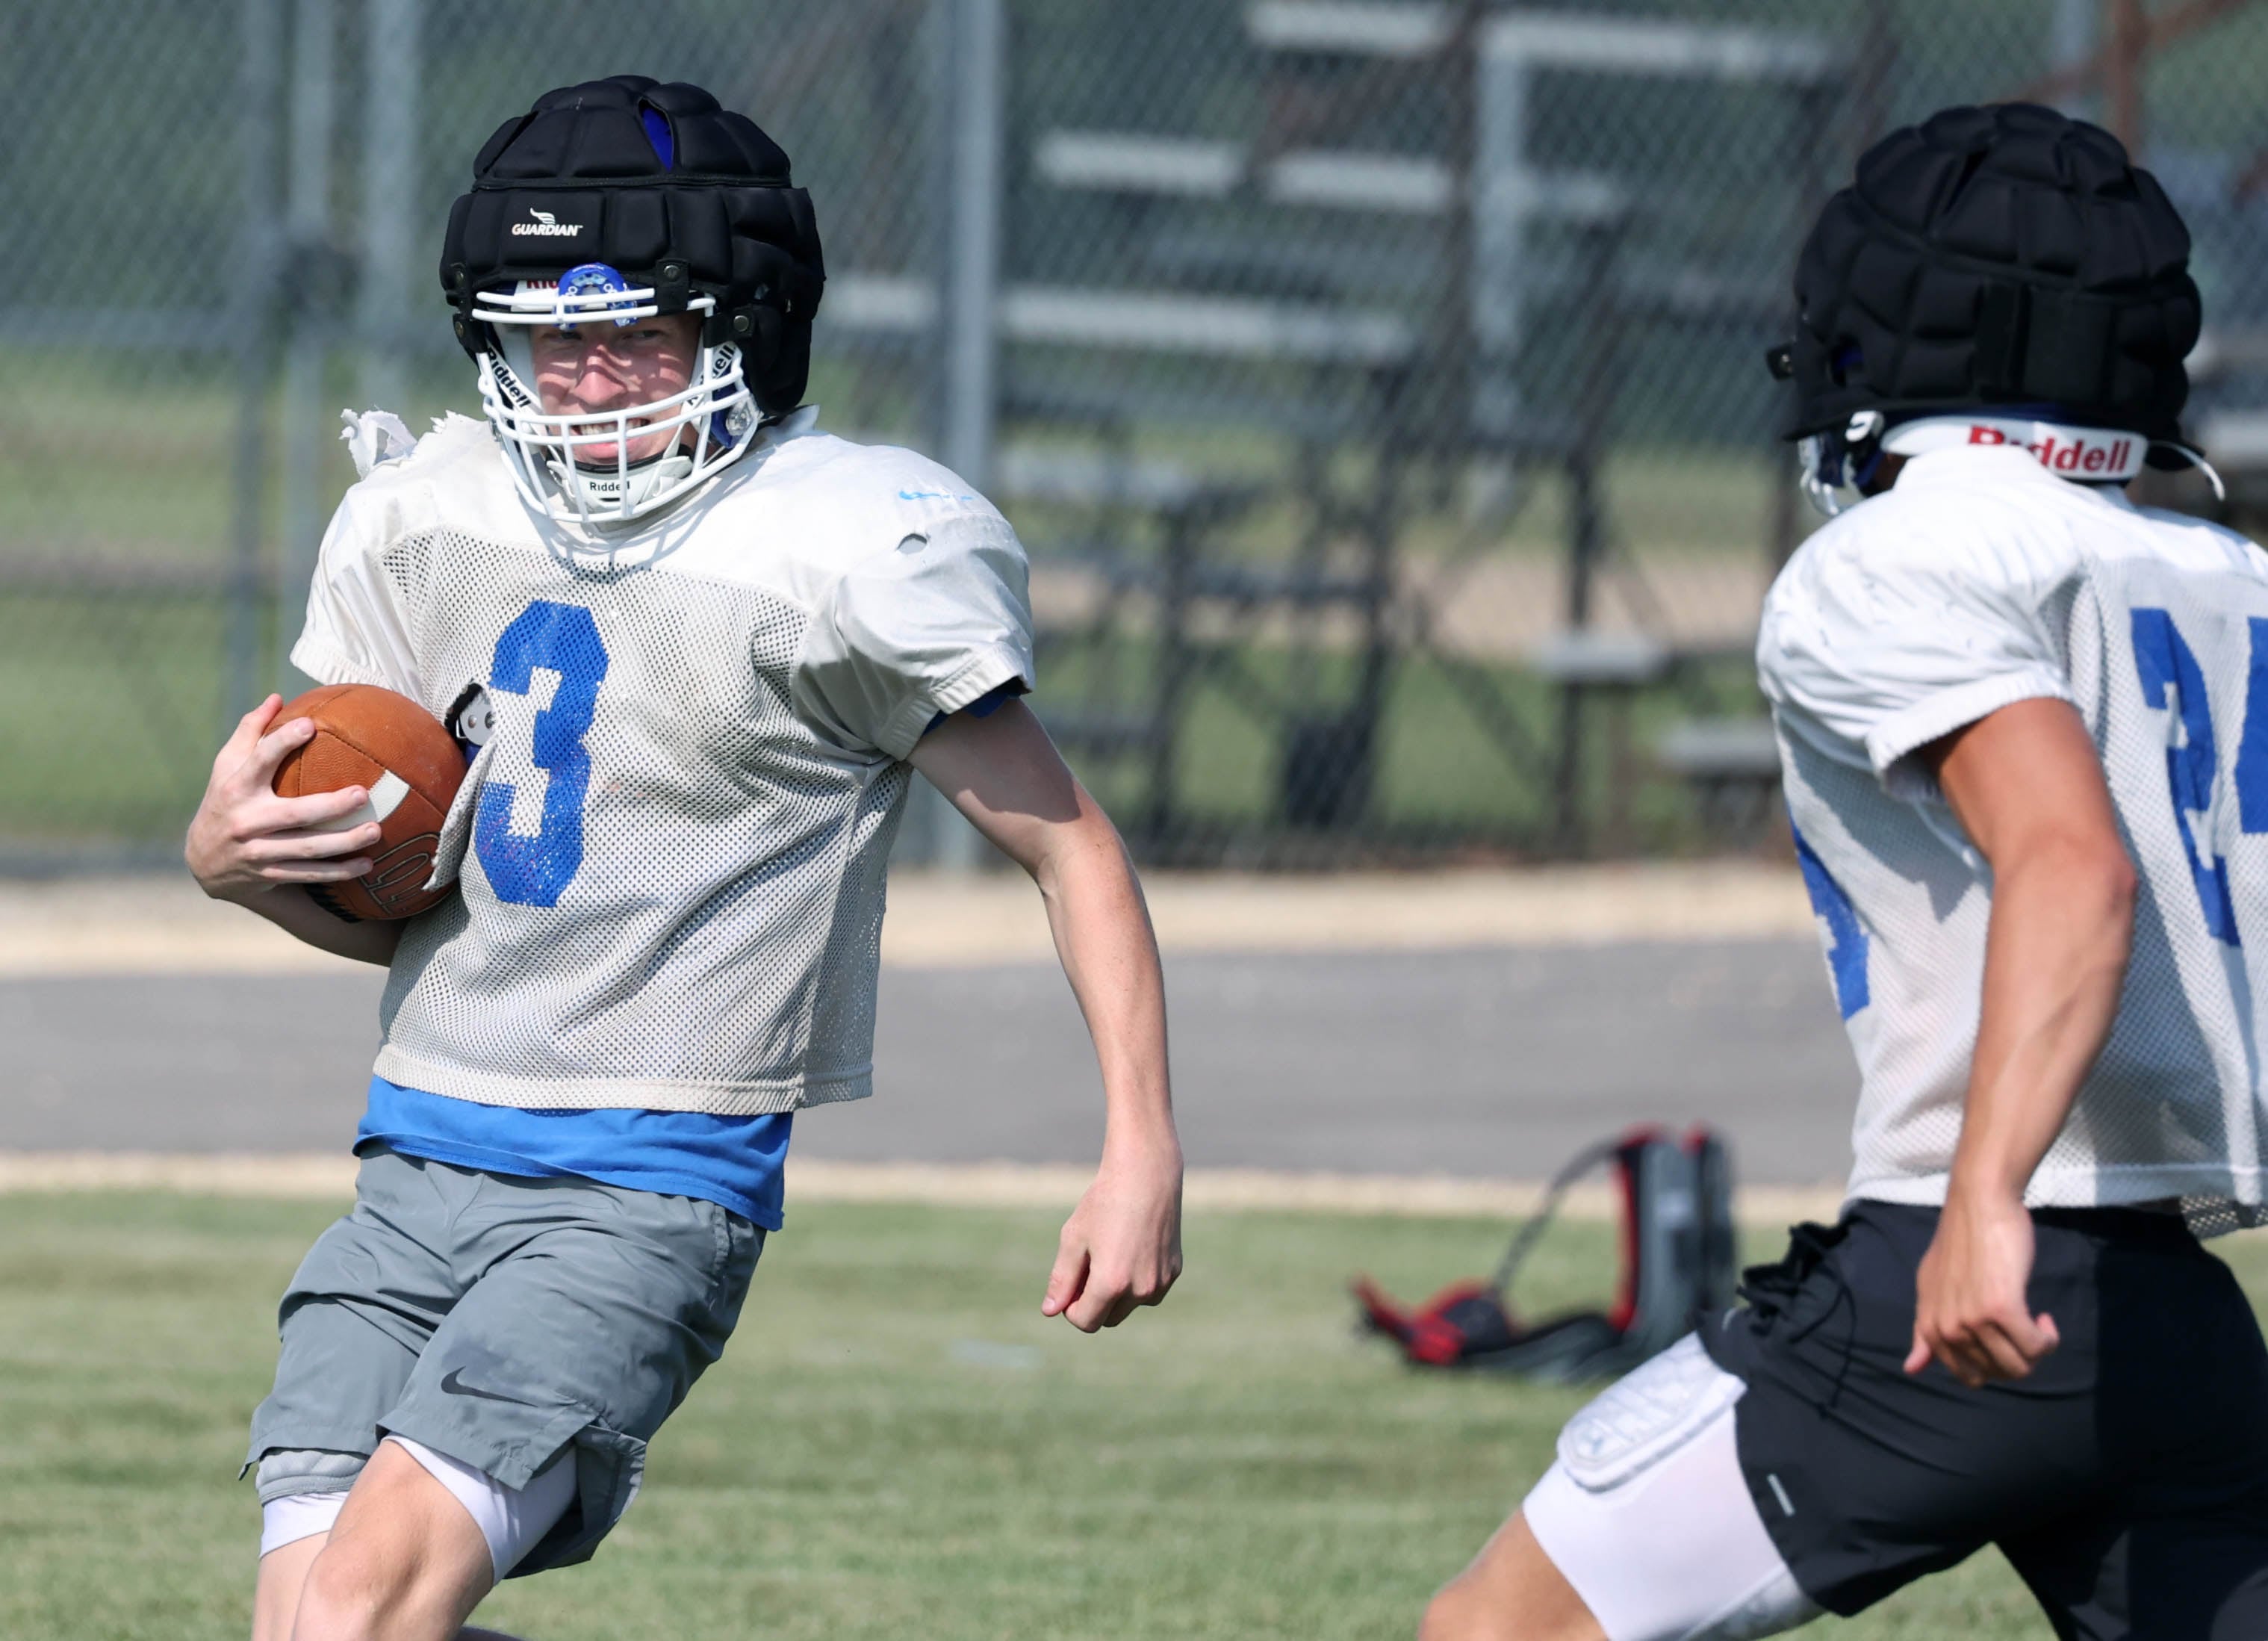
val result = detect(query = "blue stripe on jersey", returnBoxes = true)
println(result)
[357,1076,792,1229]
[1792,827,1871,1020]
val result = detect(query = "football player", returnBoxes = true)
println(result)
[184,77,1182,1641]
[1422,105,2268,1640]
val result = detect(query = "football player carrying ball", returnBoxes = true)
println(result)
[186,75,1181,1641]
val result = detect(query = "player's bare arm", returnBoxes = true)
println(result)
[910,699,1182,1333]
[1427,108,2268,1641]
[1906,698,2136,1388]
[185,694,404,967]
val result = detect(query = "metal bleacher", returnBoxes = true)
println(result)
[823,3,1845,855]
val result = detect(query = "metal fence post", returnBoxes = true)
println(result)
[228,0,285,735]
[360,0,421,413]
[2049,0,2100,121]
[907,0,1005,870]
[276,0,336,695]
[941,0,1003,498]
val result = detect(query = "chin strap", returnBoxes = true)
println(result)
[547,450,695,515]
[2152,438,2227,502]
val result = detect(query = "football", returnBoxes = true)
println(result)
[270,683,465,922]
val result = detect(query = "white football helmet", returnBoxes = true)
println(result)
[471,261,759,527]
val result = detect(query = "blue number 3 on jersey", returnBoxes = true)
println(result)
[475,601,610,907]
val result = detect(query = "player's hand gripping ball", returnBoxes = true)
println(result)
[270,684,464,921]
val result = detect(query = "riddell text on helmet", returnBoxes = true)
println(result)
[1966,424,2136,474]
[1881,414,2148,482]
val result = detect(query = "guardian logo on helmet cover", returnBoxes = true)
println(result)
[512,208,583,238]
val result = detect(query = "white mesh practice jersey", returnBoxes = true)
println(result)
[291,408,1034,1114]
[1760,442,2268,1215]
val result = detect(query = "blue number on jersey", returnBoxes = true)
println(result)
[2238,616,2268,835]
[2131,607,2240,946]
[1792,826,1870,1019]
[475,601,609,907]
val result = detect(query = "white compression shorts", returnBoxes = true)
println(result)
[1521,1336,1823,1641]
[258,1436,580,1581]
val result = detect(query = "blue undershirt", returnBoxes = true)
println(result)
[358,1076,792,1229]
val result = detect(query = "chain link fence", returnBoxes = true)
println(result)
[9,0,2268,869]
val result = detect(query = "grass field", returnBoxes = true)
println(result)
[11,1191,2239,1640]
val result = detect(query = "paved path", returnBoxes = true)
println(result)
[0,862,1817,975]
[0,939,1855,1185]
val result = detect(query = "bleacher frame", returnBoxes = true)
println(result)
[819,2,1844,858]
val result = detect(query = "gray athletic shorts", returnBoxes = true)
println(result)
[244,1145,763,1575]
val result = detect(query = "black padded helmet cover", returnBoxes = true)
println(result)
[1780,103,2199,444]
[440,75,825,418]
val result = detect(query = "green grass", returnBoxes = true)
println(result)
[16,1191,2253,1640]
[0,356,245,568]
[0,588,236,850]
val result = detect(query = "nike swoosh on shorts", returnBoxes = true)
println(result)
[439,1368,523,1404]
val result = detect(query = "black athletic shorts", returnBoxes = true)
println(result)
[1702,1201,2268,1639]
